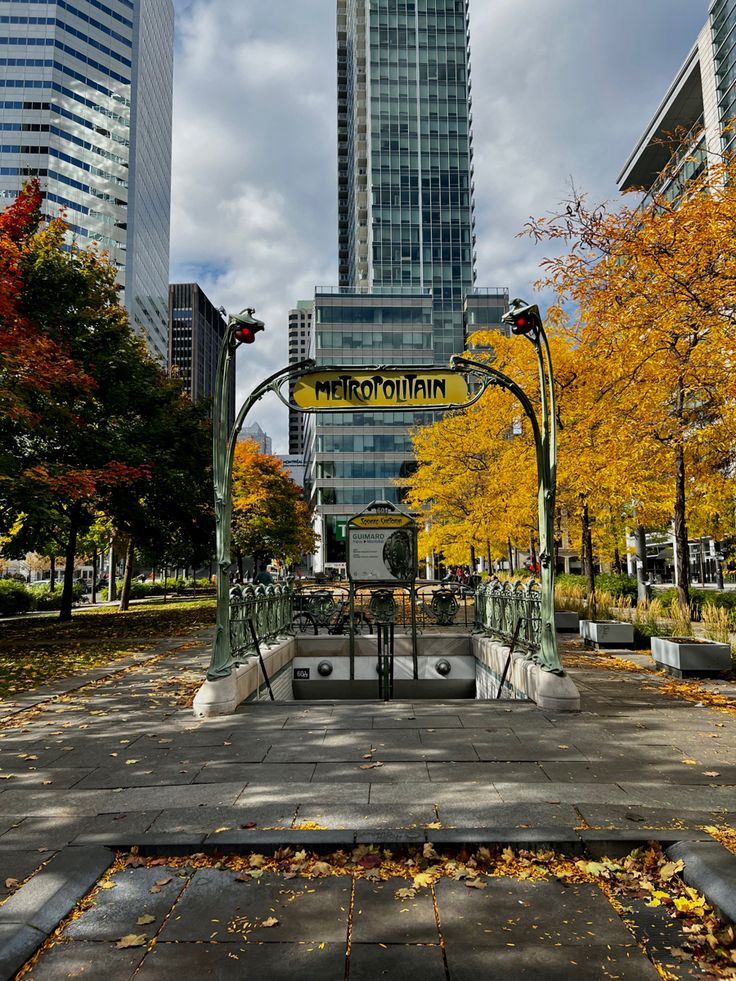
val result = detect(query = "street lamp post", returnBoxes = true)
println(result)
[501,298,559,674]
[210,308,264,681]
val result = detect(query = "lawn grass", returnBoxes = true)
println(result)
[0,597,215,699]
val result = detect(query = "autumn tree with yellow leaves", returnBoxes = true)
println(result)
[407,156,736,605]
[404,378,538,572]
[523,157,736,607]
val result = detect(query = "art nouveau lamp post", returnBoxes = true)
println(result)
[210,308,264,681]
[501,298,559,674]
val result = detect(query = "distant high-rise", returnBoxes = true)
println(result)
[168,283,235,427]
[239,422,273,456]
[302,0,506,572]
[288,301,313,455]
[0,0,174,362]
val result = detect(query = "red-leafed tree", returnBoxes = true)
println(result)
[0,183,153,619]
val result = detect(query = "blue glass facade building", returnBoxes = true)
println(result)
[303,0,507,570]
[338,0,476,360]
[0,0,174,362]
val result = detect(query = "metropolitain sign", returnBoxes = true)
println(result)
[292,368,471,410]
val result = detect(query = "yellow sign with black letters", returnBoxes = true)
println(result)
[292,369,471,410]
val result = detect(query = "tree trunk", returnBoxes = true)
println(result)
[108,542,117,602]
[470,543,476,575]
[613,547,622,575]
[634,525,650,604]
[673,441,690,610]
[698,537,707,587]
[118,538,135,612]
[163,564,168,604]
[59,502,81,622]
[507,537,514,575]
[486,541,492,574]
[582,501,596,620]
[50,555,56,592]
[91,546,97,605]
[236,546,244,583]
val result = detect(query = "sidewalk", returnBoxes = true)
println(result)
[0,631,734,978]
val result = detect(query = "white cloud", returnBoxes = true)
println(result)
[170,0,709,451]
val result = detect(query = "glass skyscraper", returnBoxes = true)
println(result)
[303,0,506,571]
[0,0,174,363]
[337,0,475,360]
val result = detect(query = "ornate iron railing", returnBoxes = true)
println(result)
[229,583,294,661]
[474,580,542,657]
[290,583,476,634]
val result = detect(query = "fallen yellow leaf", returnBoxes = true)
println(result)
[116,934,148,949]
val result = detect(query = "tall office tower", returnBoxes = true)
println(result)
[0,0,174,363]
[337,0,476,362]
[288,301,313,455]
[168,283,235,428]
[303,0,507,572]
[617,1,729,199]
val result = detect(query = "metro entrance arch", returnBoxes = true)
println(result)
[208,300,562,683]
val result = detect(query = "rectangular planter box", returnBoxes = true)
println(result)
[651,636,732,677]
[579,619,634,649]
[555,610,580,632]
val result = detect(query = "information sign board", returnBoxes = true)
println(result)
[347,503,418,583]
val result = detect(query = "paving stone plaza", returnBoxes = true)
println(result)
[0,628,734,978]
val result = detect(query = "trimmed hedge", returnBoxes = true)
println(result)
[98,578,214,602]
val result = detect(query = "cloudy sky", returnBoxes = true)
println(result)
[168,0,709,452]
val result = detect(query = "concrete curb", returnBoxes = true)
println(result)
[84,827,715,857]
[666,840,736,924]
[0,844,114,980]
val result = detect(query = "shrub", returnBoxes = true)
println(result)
[29,583,83,611]
[556,573,586,591]
[701,603,732,645]
[623,598,667,647]
[594,573,637,603]
[0,579,35,617]
[555,582,616,620]
[652,587,736,621]
[667,597,692,638]
[556,572,637,602]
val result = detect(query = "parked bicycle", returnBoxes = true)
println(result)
[292,588,372,635]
